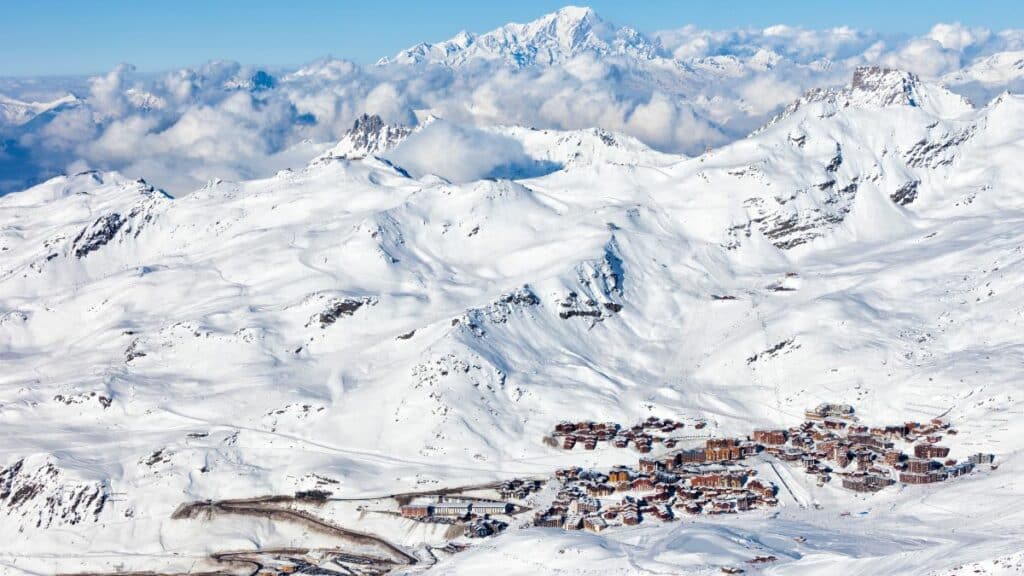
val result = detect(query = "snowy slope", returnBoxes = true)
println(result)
[1,68,1024,575]
[943,50,1024,104]
[0,93,79,127]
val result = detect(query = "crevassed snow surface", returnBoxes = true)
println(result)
[1,68,1023,575]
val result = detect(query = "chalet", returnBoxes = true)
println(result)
[947,462,974,477]
[570,498,600,515]
[805,403,855,421]
[753,429,787,445]
[835,452,851,468]
[746,479,775,499]
[400,504,430,518]
[900,471,943,484]
[914,444,950,459]
[663,453,681,469]
[621,499,641,525]
[781,448,804,461]
[676,488,702,500]
[586,483,615,497]
[691,474,744,489]
[841,473,894,493]
[710,499,737,514]
[584,516,608,533]
[555,467,581,480]
[653,504,674,521]
[707,438,739,449]
[905,458,936,474]
[647,489,672,503]
[554,421,577,433]
[608,468,631,484]
[431,499,473,516]
[823,418,848,430]
[681,502,703,514]
[465,520,496,538]
[855,453,874,471]
[472,501,512,515]
[706,445,743,461]
[969,453,995,465]
[631,477,655,492]
[678,449,707,464]
[639,458,658,473]
[564,514,584,530]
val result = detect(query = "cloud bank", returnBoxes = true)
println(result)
[1,20,1023,196]
[385,120,541,182]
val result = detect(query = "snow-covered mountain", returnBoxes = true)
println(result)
[315,113,415,160]
[378,6,658,68]
[315,113,683,173]
[0,93,80,127]
[2,64,1024,574]
[942,50,1024,104]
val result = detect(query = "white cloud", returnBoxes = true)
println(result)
[385,120,536,182]
[928,23,990,52]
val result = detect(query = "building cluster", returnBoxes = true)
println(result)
[550,416,702,453]
[399,496,512,527]
[464,517,508,538]
[498,479,543,500]
[395,404,999,542]
[532,437,778,531]
[764,404,995,492]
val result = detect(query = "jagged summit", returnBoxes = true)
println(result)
[849,66,924,107]
[762,66,974,132]
[378,6,658,68]
[316,113,413,161]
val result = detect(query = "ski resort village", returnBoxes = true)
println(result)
[64,402,995,575]
[387,405,996,538]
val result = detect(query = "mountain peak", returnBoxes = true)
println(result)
[763,65,973,130]
[849,66,922,107]
[552,5,597,19]
[542,5,601,29]
[380,6,657,68]
[315,114,412,162]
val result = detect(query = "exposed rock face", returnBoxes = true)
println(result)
[850,66,922,107]
[0,458,108,529]
[458,286,542,337]
[68,180,168,260]
[320,114,413,160]
[311,296,378,328]
[72,213,125,259]
[891,180,921,206]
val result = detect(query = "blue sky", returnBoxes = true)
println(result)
[1,0,1021,76]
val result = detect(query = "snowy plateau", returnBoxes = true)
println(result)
[2,6,1024,576]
